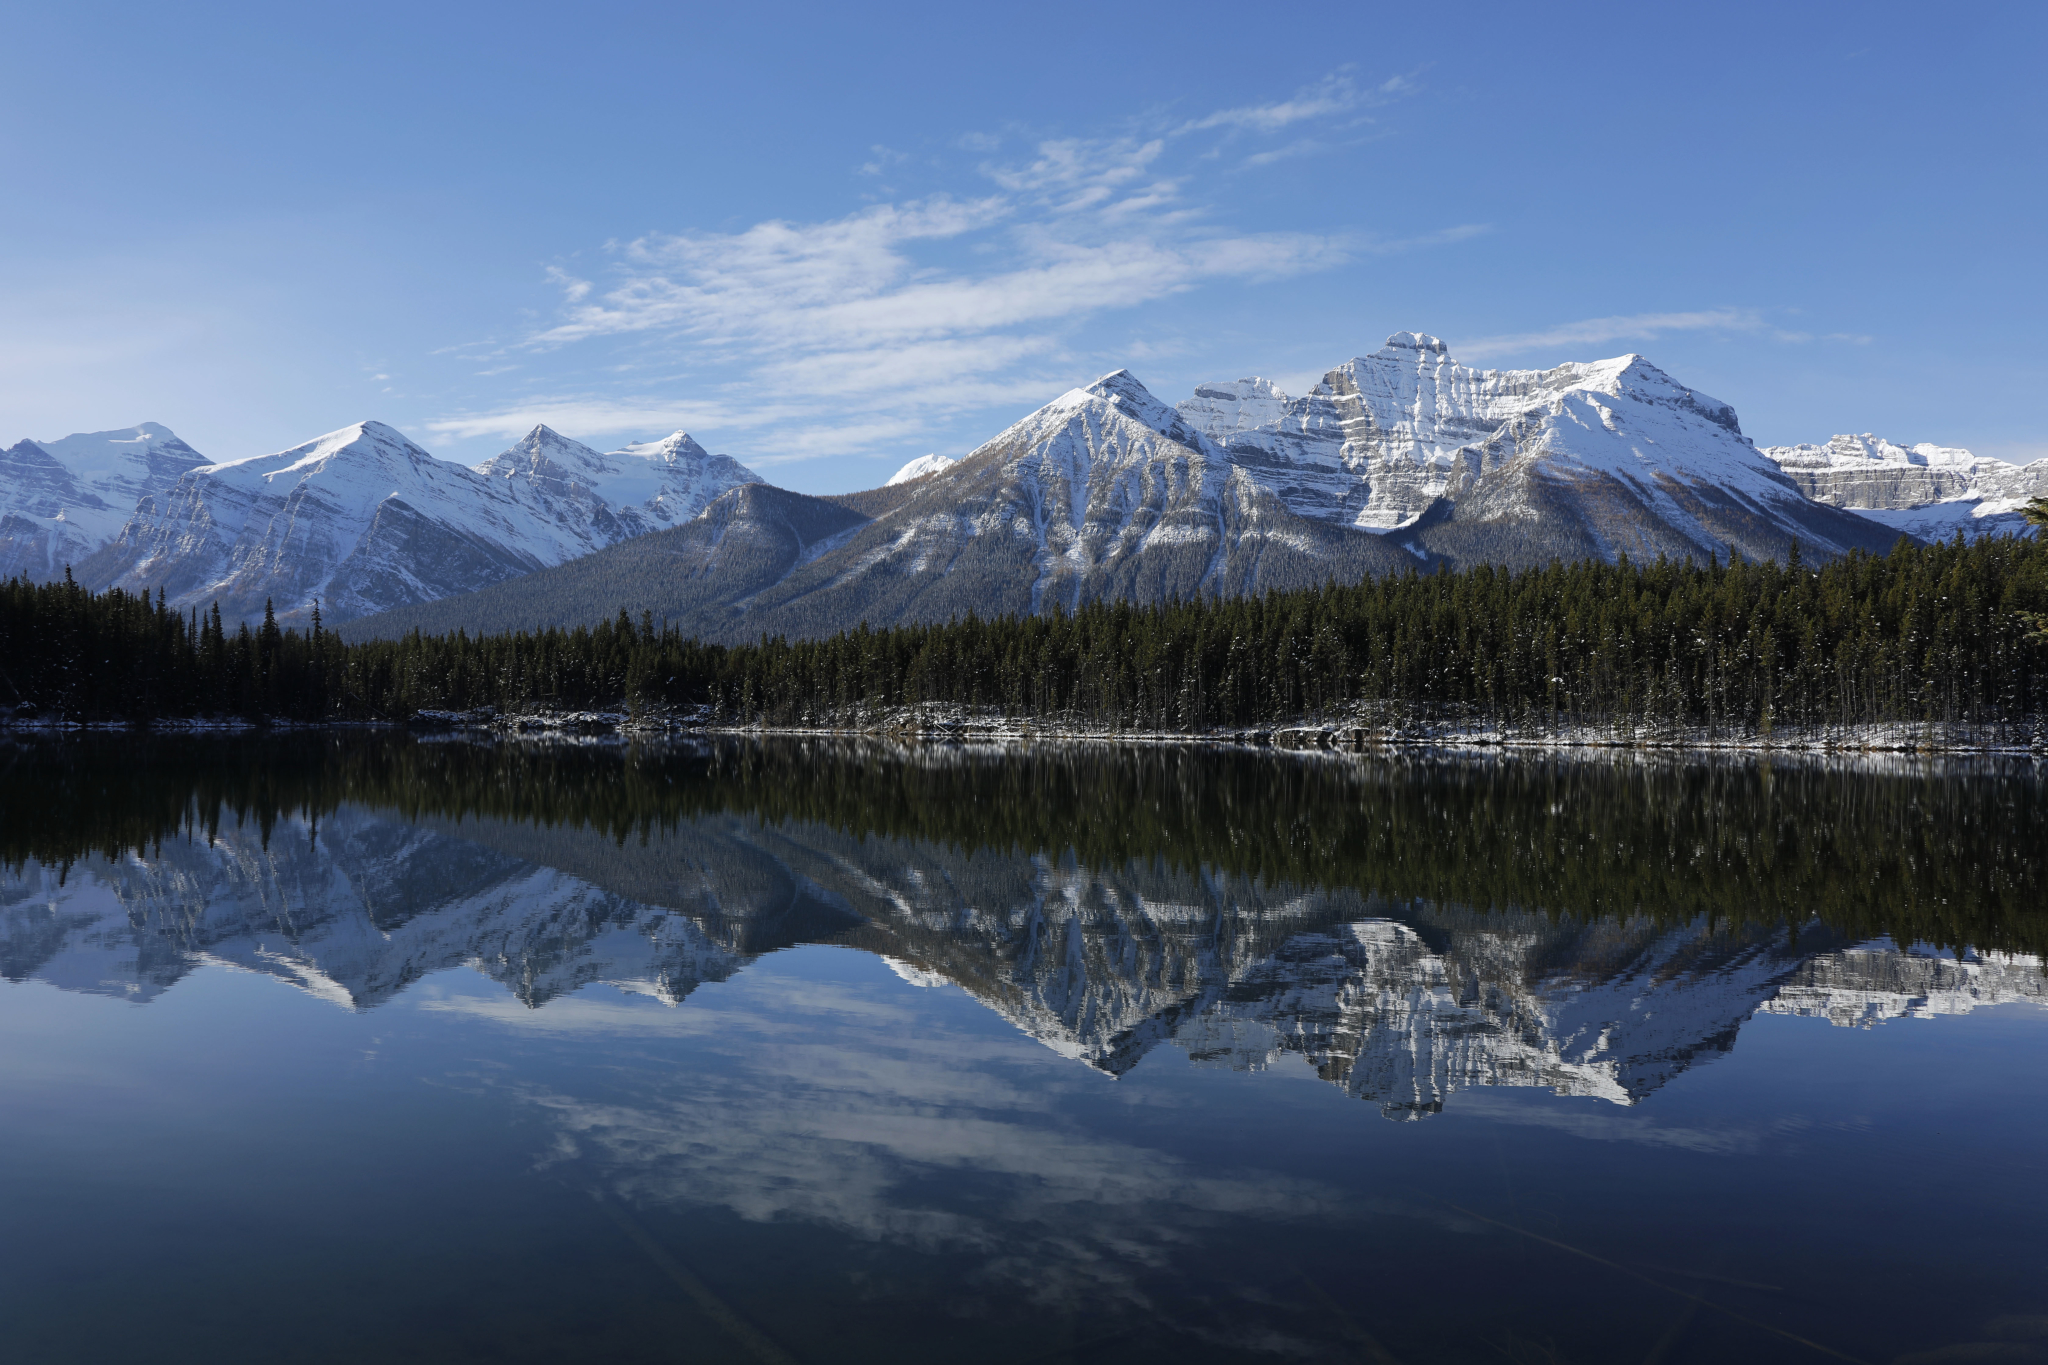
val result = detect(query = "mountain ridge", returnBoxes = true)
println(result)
[15,333,2040,641]
[75,420,760,625]
[1761,433,2048,542]
[343,336,1915,643]
[0,423,211,580]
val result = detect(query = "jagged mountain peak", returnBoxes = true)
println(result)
[220,419,439,482]
[34,421,194,461]
[474,425,611,481]
[1191,376,1287,402]
[1,437,62,467]
[78,409,765,626]
[1781,433,1980,467]
[514,422,596,452]
[1581,355,1742,435]
[1083,368,1174,418]
[1051,367,1208,450]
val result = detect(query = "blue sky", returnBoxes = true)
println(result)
[3,0,2041,490]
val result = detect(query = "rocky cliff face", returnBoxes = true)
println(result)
[76,421,759,625]
[1760,940,2048,1026]
[1179,333,1902,564]
[1761,433,2047,541]
[0,423,210,580]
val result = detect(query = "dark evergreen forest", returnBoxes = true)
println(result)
[4,534,2046,731]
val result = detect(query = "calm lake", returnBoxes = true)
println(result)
[2,736,2044,1365]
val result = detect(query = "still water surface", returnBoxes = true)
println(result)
[2,737,2045,1365]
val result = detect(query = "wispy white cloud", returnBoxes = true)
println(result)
[543,265,592,304]
[1459,308,1876,361]
[1183,70,1412,134]
[430,71,1474,467]
[857,144,909,177]
[427,397,752,443]
[1460,308,1784,360]
[1242,138,1331,168]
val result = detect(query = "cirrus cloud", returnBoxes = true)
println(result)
[427,71,1480,475]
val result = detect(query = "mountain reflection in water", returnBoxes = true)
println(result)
[5,736,2041,1120]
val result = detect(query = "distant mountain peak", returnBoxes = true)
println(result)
[887,454,958,486]
[616,430,715,464]
[475,425,611,481]
[75,413,761,627]
[1377,331,1450,355]
[1762,432,2047,542]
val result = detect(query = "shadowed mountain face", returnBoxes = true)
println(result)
[6,736,2041,1120]
[335,484,878,641]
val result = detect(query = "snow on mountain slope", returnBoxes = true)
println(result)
[78,421,760,626]
[598,432,764,525]
[886,453,957,485]
[1761,434,2047,541]
[0,423,209,579]
[476,426,761,532]
[667,366,1419,639]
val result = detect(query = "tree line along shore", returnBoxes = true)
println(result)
[3,534,2045,736]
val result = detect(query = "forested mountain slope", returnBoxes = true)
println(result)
[338,483,875,642]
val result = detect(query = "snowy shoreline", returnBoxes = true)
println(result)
[5,707,2041,756]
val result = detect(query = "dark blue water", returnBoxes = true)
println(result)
[2,737,2044,1364]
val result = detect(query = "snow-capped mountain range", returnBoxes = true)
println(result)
[7,332,2040,631]
[69,421,758,624]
